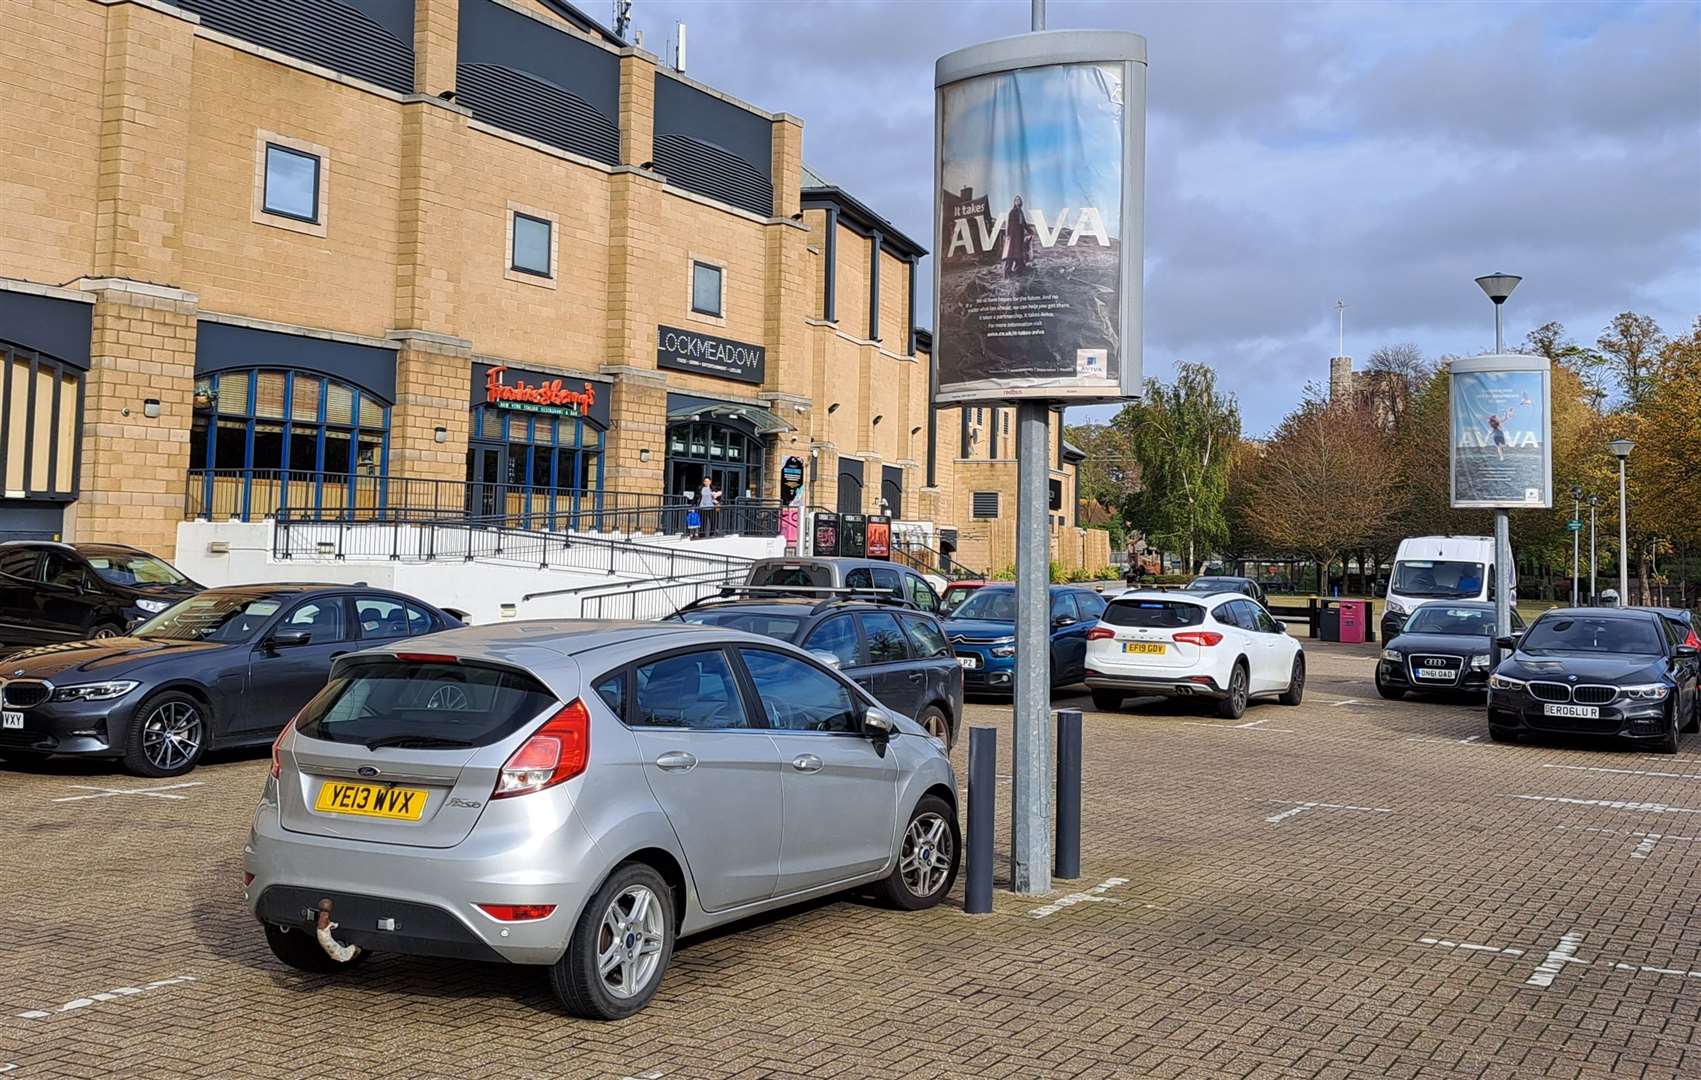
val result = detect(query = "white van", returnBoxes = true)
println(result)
[1381,536,1512,642]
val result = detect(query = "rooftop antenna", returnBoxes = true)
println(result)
[674,20,687,72]
[613,0,631,40]
[1335,298,1345,358]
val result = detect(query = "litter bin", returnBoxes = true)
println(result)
[1337,600,1368,644]
[1319,606,1341,642]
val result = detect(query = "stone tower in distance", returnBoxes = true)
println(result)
[1329,355,1354,403]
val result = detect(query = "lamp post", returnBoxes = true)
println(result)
[1570,485,1583,606]
[1588,494,1599,604]
[1475,273,1522,654]
[1611,438,1634,605]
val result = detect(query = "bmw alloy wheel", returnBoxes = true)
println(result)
[141,700,204,773]
[598,885,666,999]
[900,812,954,898]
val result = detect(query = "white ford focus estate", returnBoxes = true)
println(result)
[1084,591,1305,718]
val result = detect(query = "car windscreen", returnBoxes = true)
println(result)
[1520,616,1665,656]
[1101,599,1205,628]
[951,588,1017,622]
[677,610,804,641]
[940,585,979,615]
[297,658,559,749]
[1183,578,1244,594]
[84,551,187,587]
[133,593,283,642]
[1404,606,1495,636]
[748,564,831,588]
[1391,560,1485,599]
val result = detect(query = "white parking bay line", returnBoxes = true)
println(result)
[1505,794,1701,816]
[1028,876,1131,918]
[1180,720,1295,733]
[1263,800,1393,824]
[52,782,205,803]
[1416,936,1525,957]
[1525,932,1588,988]
[1542,764,1701,781]
[1612,962,1701,980]
[15,975,196,1020]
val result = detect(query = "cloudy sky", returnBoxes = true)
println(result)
[627,0,1701,434]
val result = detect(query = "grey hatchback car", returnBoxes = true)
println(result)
[246,621,959,1020]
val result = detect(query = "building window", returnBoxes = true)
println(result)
[0,343,82,501]
[263,144,320,222]
[511,213,552,277]
[691,261,723,317]
[1049,478,1063,511]
[972,491,999,518]
[467,404,605,531]
[189,368,390,521]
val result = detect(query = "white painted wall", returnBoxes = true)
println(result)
[174,520,782,625]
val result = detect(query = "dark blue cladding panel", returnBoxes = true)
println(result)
[653,73,773,217]
[456,0,621,164]
[172,0,415,94]
[195,322,397,405]
[0,292,92,370]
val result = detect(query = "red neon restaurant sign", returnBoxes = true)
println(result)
[485,366,597,416]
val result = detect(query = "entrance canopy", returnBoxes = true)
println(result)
[665,401,792,435]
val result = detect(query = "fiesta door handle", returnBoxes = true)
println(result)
[654,751,698,772]
[791,754,823,773]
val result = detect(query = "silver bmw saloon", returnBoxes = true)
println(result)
[245,621,960,1020]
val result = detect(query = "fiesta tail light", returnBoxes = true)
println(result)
[492,699,590,799]
[1085,627,1115,641]
[476,903,557,922]
[269,710,304,779]
[1174,631,1224,647]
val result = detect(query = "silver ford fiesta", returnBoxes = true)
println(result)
[244,621,960,1020]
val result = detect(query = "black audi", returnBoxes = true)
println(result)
[1486,607,1700,752]
[1375,601,1521,699]
[0,584,460,777]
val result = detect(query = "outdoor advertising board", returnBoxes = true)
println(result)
[1449,354,1553,509]
[866,515,891,559]
[933,31,1147,404]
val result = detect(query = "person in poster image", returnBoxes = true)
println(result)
[1002,195,1030,276]
[1487,413,1507,461]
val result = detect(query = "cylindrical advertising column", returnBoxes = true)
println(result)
[935,30,1146,895]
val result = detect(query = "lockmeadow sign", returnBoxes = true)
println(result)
[657,326,765,385]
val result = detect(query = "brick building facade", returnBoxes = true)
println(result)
[0,0,1107,573]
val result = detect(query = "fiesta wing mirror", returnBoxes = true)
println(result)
[862,709,895,741]
[808,649,843,670]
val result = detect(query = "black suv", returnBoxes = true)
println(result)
[0,542,202,648]
[670,589,965,747]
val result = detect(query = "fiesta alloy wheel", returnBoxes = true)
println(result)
[122,691,208,778]
[873,795,960,910]
[551,862,675,1021]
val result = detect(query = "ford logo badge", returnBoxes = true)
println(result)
[357,766,380,778]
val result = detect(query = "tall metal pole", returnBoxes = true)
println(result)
[1004,0,1054,902]
[1617,456,1630,605]
[1011,401,1053,894]
[1570,491,1580,606]
[1490,299,1512,656]
[1589,498,1598,604]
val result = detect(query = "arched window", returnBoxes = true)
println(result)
[189,368,390,519]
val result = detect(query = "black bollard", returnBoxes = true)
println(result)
[964,726,996,914]
[1055,709,1082,880]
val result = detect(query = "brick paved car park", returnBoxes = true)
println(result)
[1,639,1698,1080]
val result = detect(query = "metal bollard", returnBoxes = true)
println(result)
[1055,709,1082,880]
[964,726,996,914]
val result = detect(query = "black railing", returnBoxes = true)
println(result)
[892,537,985,581]
[186,469,787,538]
[274,518,757,580]
[535,568,752,621]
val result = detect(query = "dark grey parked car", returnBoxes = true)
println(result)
[744,558,943,614]
[671,592,964,747]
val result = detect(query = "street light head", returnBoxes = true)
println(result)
[1589,494,1599,506]
[1474,273,1522,305]
[1570,485,1583,499]
[1610,438,1635,459]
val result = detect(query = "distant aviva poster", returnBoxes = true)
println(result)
[1450,363,1552,508]
[937,61,1123,400]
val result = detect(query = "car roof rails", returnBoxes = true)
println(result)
[669,584,919,620]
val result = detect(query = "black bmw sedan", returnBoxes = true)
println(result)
[1487,607,1700,753]
[1376,601,1522,699]
[0,584,460,777]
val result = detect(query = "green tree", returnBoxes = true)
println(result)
[1120,363,1240,572]
[1597,311,1666,409]
[1524,321,1610,410]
